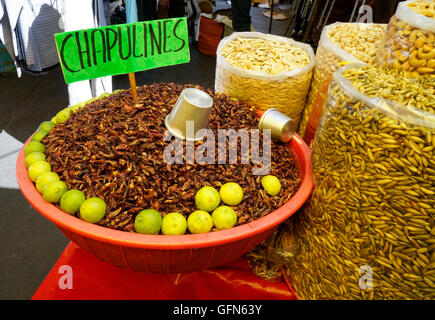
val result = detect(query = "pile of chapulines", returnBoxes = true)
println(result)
[42,83,301,232]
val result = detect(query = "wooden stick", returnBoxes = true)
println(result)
[268,0,274,34]
[128,72,138,100]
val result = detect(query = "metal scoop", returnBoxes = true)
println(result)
[258,108,296,143]
[165,88,213,141]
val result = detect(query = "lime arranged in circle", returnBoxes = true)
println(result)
[39,121,55,132]
[261,175,282,196]
[70,103,85,113]
[99,92,111,99]
[24,141,45,155]
[25,152,46,168]
[86,97,98,104]
[162,212,187,235]
[134,209,162,234]
[55,108,71,124]
[212,206,237,230]
[219,182,244,206]
[42,180,68,203]
[36,171,60,193]
[187,210,213,234]
[195,186,221,212]
[31,129,49,142]
[28,161,51,182]
[60,189,86,214]
[80,197,106,223]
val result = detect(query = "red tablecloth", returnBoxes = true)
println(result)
[32,242,295,300]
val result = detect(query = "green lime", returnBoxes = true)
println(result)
[70,105,80,113]
[195,186,221,212]
[60,189,86,214]
[99,92,111,99]
[25,152,46,168]
[261,175,282,196]
[86,97,98,104]
[219,182,244,206]
[50,116,57,124]
[28,161,51,182]
[113,89,123,94]
[212,206,237,230]
[161,212,187,235]
[80,197,106,223]
[36,171,60,193]
[39,121,55,132]
[24,141,45,155]
[31,129,49,142]
[70,103,85,113]
[42,180,68,203]
[187,210,213,234]
[134,209,162,234]
[55,108,71,124]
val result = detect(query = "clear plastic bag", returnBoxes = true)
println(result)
[247,222,298,280]
[376,0,435,77]
[298,22,386,140]
[215,32,314,126]
[287,63,435,300]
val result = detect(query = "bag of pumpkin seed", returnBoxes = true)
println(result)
[376,0,435,78]
[298,22,386,142]
[286,63,435,300]
[215,32,315,127]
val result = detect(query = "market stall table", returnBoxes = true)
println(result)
[32,242,295,300]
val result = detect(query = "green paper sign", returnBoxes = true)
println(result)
[55,18,190,84]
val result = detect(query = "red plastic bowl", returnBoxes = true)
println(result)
[16,134,313,273]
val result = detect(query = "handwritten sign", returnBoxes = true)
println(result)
[55,18,190,84]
